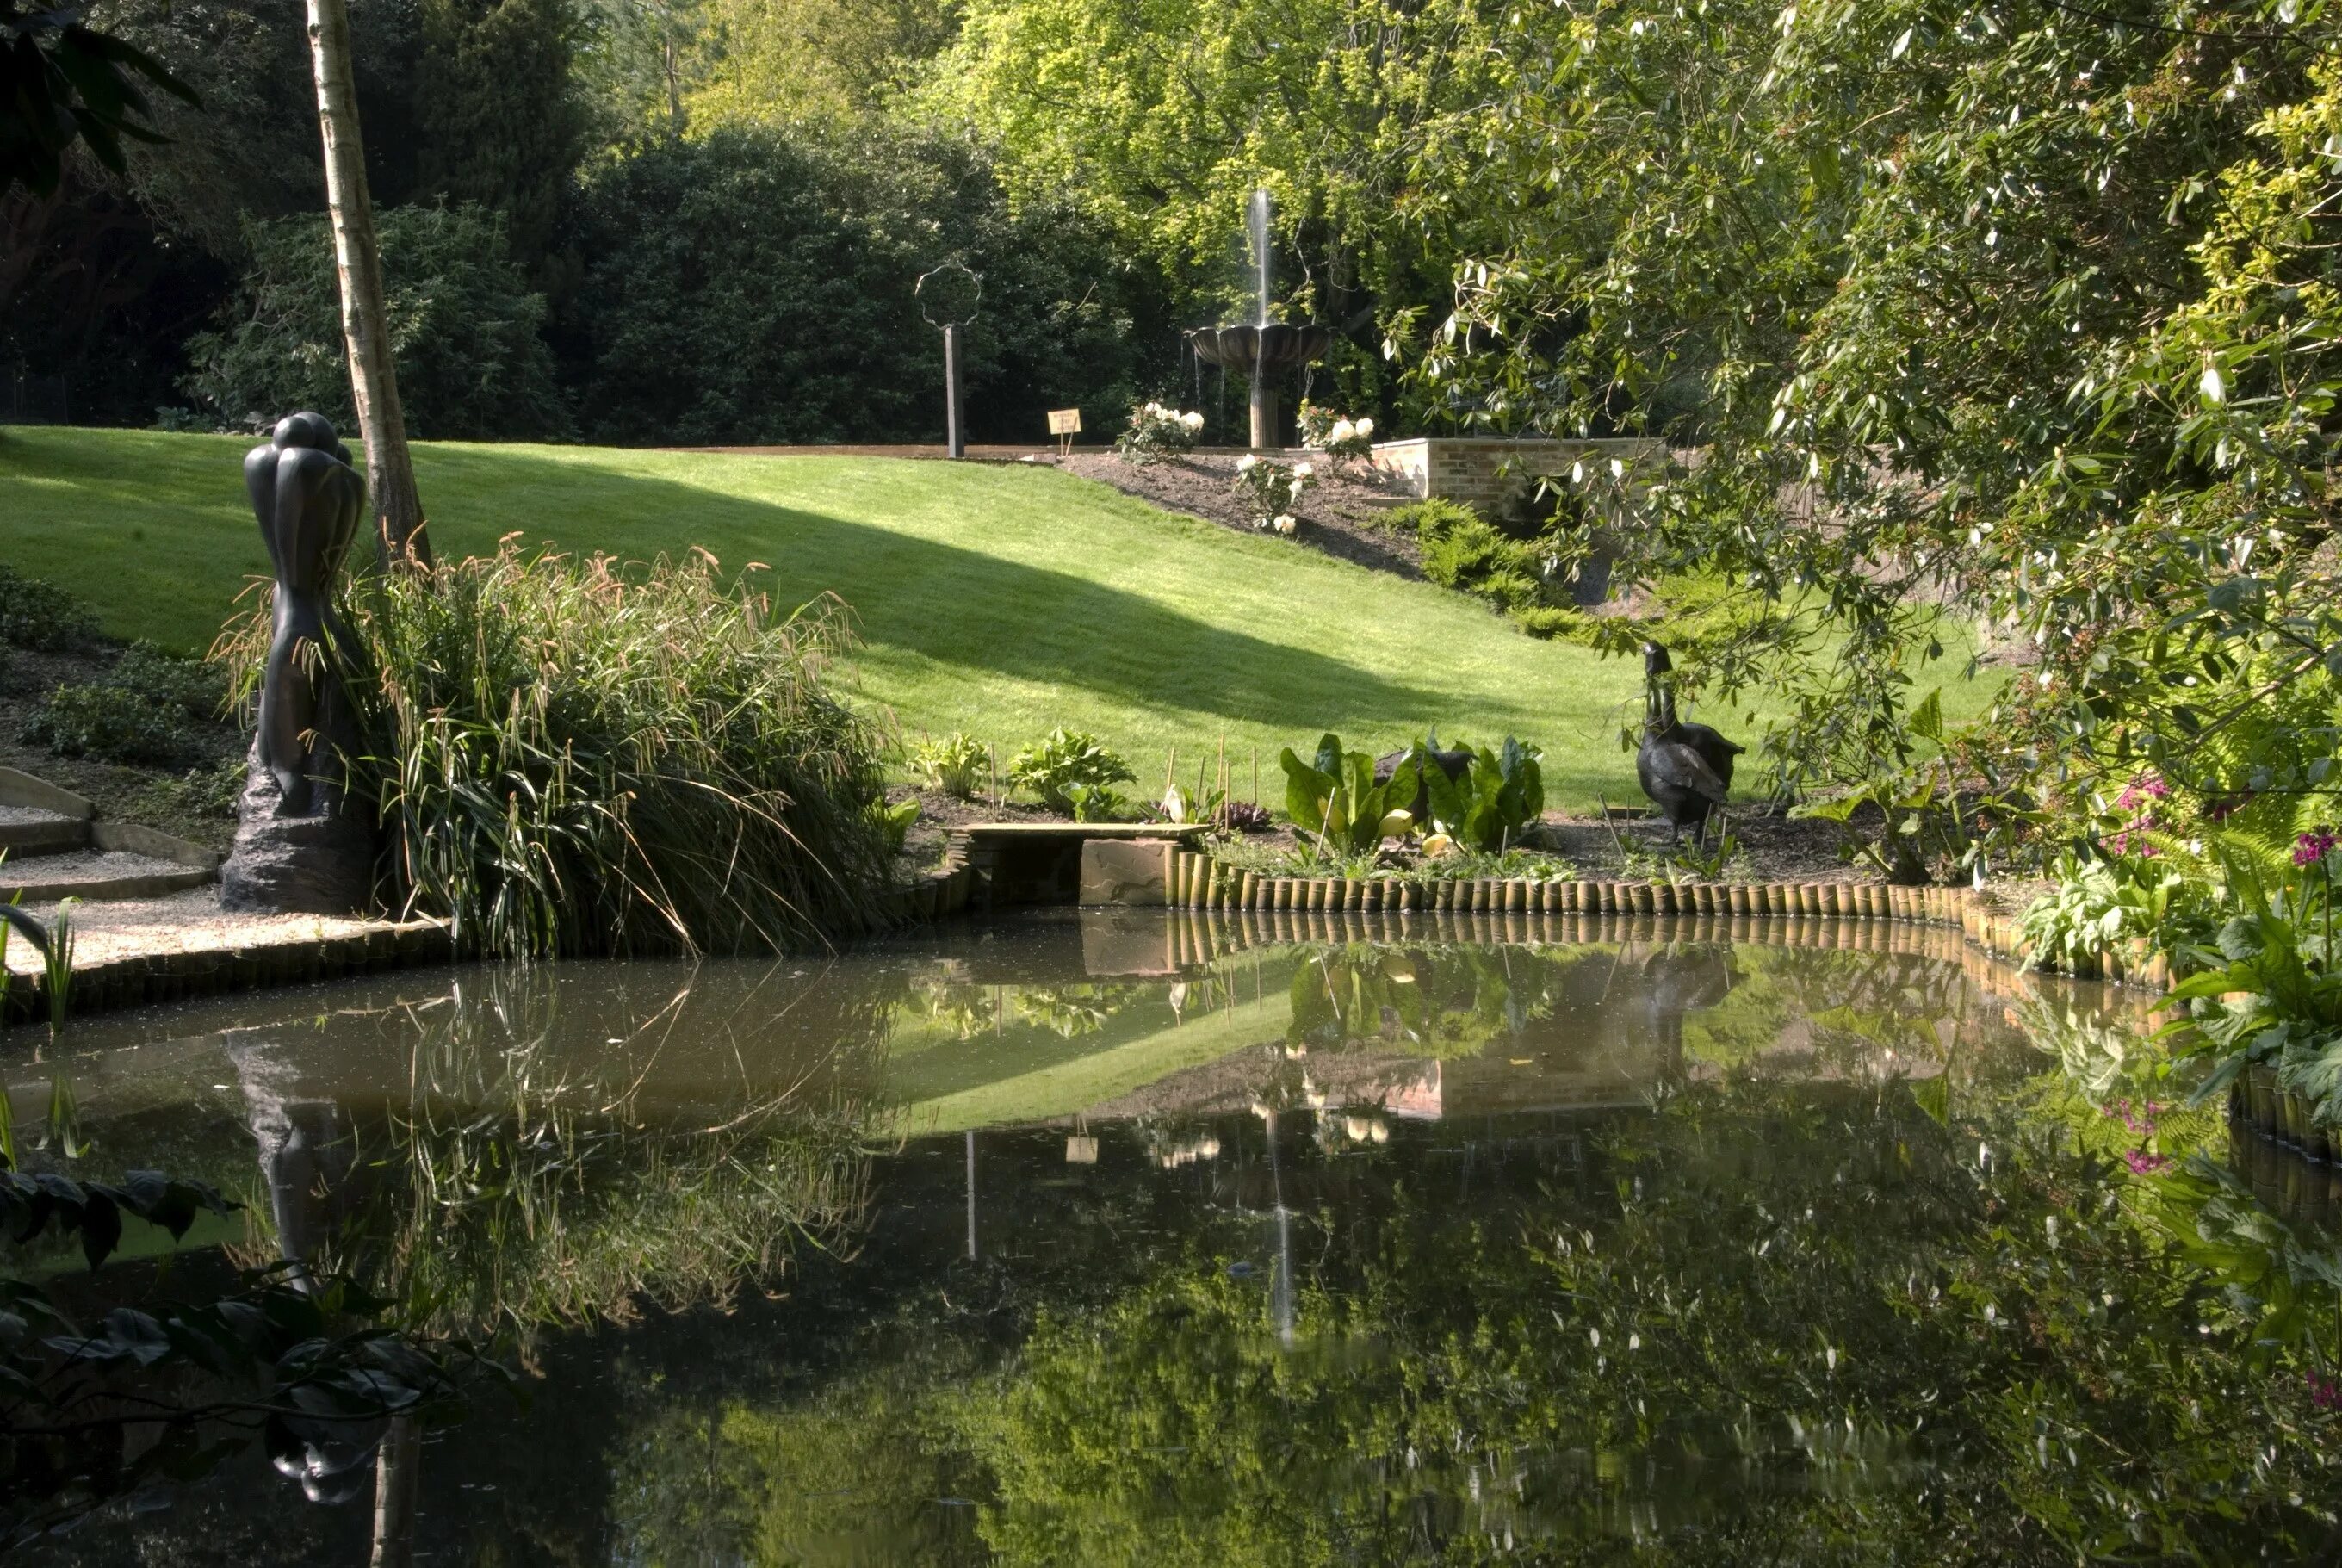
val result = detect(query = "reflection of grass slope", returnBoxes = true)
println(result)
[0,429,2000,807]
[1679,947,1801,1069]
[893,986,1297,1135]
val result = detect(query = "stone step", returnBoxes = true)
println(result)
[0,847,218,904]
[0,807,90,859]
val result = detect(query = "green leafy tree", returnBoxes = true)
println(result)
[565,126,1179,444]
[183,201,571,438]
[413,0,584,271]
[0,0,195,198]
[936,0,1503,420]
[1403,0,2342,825]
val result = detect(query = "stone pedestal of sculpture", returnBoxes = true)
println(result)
[220,412,377,915]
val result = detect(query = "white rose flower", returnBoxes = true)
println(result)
[1293,462,1314,478]
[1273,514,1297,535]
[1331,418,1354,443]
[1236,454,1257,473]
[1355,417,1374,437]
[1181,411,1204,430]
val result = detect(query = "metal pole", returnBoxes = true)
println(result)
[944,322,964,460]
[964,1129,977,1259]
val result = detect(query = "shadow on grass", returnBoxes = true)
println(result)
[418,448,1450,731]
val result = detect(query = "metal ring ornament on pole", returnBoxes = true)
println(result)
[917,263,982,459]
[916,262,982,329]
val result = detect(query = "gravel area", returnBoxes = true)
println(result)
[0,804,73,827]
[0,848,203,889]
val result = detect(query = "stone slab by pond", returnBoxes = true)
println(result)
[954,821,1209,908]
[1,886,451,1030]
[1078,839,1175,907]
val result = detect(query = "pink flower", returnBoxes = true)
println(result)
[2295,830,2338,867]
[2123,1150,2171,1175]
[2309,1373,2342,1412]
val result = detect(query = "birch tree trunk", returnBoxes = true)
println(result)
[302,0,432,568]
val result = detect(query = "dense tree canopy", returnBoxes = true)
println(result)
[565,127,1178,444]
[183,202,571,438]
[937,0,1502,412]
[1397,0,2342,821]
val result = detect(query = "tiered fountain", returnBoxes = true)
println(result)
[1187,189,1334,451]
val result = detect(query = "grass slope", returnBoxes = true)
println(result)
[0,427,1988,808]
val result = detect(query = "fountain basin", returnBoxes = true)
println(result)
[1186,322,1335,375]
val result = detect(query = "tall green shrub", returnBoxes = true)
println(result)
[268,544,897,958]
[183,203,572,439]
[565,127,1181,445]
[414,0,582,271]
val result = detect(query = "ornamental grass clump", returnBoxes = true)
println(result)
[308,544,895,958]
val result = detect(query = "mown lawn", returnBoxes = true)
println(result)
[0,426,1992,809]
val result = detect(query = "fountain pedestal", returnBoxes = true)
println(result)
[1187,322,1335,449]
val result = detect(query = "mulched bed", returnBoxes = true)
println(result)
[1056,449,1426,579]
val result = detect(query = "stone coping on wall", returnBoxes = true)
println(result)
[1367,436,1667,505]
[0,887,454,1031]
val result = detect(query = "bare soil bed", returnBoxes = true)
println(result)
[895,778,1906,887]
[1056,449,1426,579]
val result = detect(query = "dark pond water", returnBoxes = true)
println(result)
[7,909,2340,1563]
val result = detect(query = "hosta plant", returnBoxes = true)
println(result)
[2019,852,2221,974]
[913,732,988,797]
[2169,838,2342,1119]
[1007,728,1136,814]
[1421,735,1545,853]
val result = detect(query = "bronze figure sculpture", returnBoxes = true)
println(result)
[245,412,362,814]
[220,413,375,913]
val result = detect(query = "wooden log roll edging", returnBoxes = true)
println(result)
[1082,863,2178,995]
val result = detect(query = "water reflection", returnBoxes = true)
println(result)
[8,911,2340,1562]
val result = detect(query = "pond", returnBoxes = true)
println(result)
[7,909,2339,1563]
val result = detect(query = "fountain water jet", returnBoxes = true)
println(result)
[1187,188,1333,450]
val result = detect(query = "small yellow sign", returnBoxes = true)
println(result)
[1046,408,1082,435]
